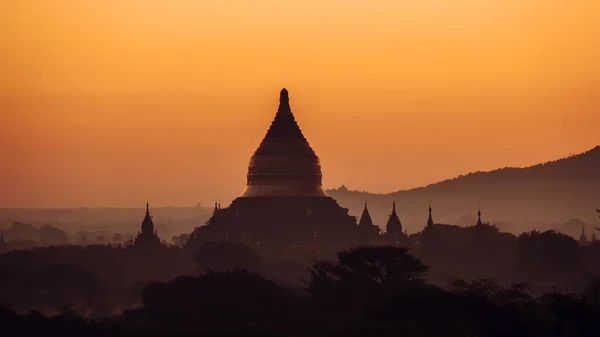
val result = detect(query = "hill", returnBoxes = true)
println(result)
[327,146,600,235]
[0,206,213,239]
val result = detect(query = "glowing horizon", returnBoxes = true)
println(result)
[1,0,598,208]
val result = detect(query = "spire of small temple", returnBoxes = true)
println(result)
[386,199,403,237]
[476,207,483,226]
[134,202,161,248]
[141,203,154,233]
[0,231,6,254]
[579,226,589,245]
[207,201,219,225]
[358,202,374,228]
[427,200,434,227]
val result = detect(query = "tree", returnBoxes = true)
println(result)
[194,242,262,273]
[10,264,112,314]
[112,233,124,244]
[140,269,294,330]
[307,246,428,298]
[39,225,69,246]
[171,233,190,247]
[515,230,582,283]
[451,278,532,305]
[75,233,89,246]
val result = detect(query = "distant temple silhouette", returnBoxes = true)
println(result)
[579,225,589,246]
[476,208,483,226]
[134,203,162,248]
[0,231,6,254]
[427,201,434,228]
[384,199,406,241]
[358,203,381,240]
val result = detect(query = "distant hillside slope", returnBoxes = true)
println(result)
[0,206,213,236]
[327,146,600,234]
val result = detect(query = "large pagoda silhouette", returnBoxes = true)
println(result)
[186,89,364,252]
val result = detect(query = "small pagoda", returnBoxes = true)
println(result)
[134,203,162,248]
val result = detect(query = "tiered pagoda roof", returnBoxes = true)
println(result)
[242,89,327,198]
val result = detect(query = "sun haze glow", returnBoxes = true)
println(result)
[1,0,599,207]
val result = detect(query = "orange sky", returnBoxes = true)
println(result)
[1,0,599,208]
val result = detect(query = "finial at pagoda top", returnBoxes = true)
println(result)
[280,88,289,100]
[278,88,291,113]
[146,202,149,213]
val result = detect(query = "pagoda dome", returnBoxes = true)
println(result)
[242,89,327,197]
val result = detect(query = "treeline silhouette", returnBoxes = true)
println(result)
[3,245,600,336]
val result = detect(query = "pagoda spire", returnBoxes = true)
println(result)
[260,88,306,140]
[427,200,434,227]
[476,207,482,226]
[385,198,403,238]
[134,202,161,248]
[579,225,589,245]
[390,197,400,219]
[0,231,5,254]
[142,202,154,232]
[358,202,374,228]
[278,88,291,114]
[212,201,219,216]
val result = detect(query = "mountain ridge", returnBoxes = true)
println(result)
[328,145,600,196]
[326,145,600,234]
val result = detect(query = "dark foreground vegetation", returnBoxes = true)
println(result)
[3,243,600,337]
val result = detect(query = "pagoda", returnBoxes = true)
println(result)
[134,203,162,248]
[426,201,434,228]
[384,200,406,242]
[476,208,483,226]
[186,89,362,251]
[357,203,381,240]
